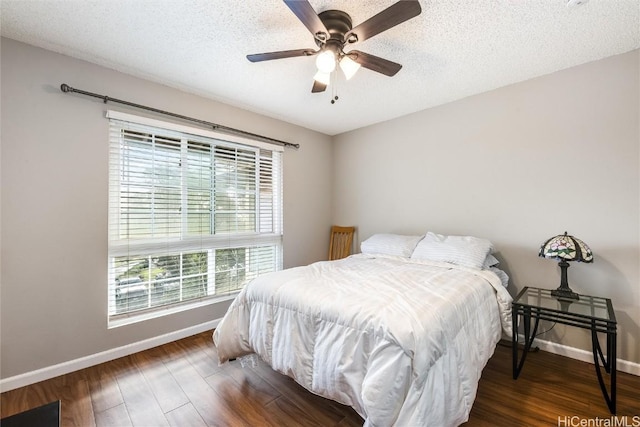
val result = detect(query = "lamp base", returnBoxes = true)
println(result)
[551,288,580,300]
[551,259,580,300]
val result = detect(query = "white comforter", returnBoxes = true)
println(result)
[213,254,513,427]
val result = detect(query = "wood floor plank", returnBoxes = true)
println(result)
[200,369,282,426]
[165,403,208,427]
[61,376,97,427]
[113,356,170,427]
[252,360,358,426]
[130,347,190,413]
[23,372,96,427]
[0,384,30,417]
[171,334,221,379]
[261,395,328,427]
[193,332,223,368]
[85,362,125,413]
[159,342,246,427]
[208,360,280,407]
[95,403,132,427]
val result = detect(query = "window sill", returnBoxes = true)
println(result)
[108,293,238,329]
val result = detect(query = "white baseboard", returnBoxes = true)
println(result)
[0,318,221,393]
[525,336,640,376]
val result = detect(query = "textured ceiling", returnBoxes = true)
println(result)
[1,0,639,135]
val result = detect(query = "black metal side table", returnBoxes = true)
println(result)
[512,286,617,414]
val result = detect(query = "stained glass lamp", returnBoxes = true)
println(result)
[539,231,593,300]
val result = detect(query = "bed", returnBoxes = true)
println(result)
[213,232,513,426]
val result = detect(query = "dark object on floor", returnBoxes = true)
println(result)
[0,400,60,427]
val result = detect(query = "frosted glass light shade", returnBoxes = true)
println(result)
[316,50,337,73]
[339,56,361,80]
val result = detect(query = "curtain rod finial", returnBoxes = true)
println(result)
[60,83,71,93]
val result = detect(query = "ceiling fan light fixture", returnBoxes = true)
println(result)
[339,55,361,80]
[315,50,337,73]
[313,70,331,86]
[247,0,423,95]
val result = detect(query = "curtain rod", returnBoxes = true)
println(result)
[59,84,300,149]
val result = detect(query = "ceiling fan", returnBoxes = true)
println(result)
[247,0,422,94]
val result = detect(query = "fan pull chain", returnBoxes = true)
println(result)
[330,71,339,104]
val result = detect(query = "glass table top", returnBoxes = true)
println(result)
[513,287,615,323]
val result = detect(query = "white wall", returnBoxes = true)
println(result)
[333,50,640,364]
[0,38,333,379]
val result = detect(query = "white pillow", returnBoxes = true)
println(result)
[410,232,494,269]
[483,254,500,269]
[490,266,510,288]
[361,233,424,258]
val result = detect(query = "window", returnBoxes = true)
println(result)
[107,111,283,323]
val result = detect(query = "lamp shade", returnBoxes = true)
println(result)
[339,55,361,80]
[539,232,593,263]
[539,231,593,300]
[316,50,337,73]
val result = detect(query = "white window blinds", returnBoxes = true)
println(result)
[107,112,283,321]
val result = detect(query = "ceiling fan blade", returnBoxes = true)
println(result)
[247,49,316,62]
[346,0,421,43]
[283,0,329,41]
[348,50,402,76]
[311,80,327,93]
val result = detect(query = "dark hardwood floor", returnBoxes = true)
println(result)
[1,331,638,426]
